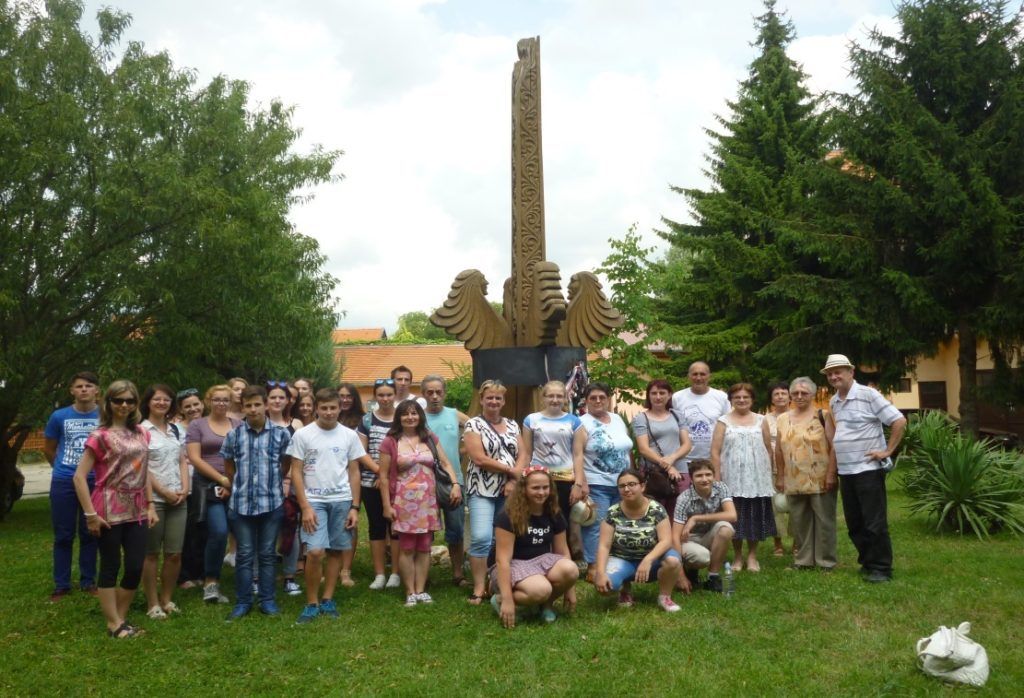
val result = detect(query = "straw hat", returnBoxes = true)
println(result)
[820,354,855,374]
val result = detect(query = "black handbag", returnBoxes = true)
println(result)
[424,438,455,509]
[641,413,678,500]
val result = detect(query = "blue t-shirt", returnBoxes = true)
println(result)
[426,407,463,486]
[44,405,100,479]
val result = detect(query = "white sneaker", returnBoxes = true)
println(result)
[223,552,236,568]
[385,573,401,589]
[203,582,229,604]
[658,594,681,613]
[284,579,301,596]
[404,594,418,607]
[416,592,433,604]
[369,574,387,590]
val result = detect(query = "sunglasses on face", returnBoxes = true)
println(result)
[109,397,137,407]
[375,378,395,386]
[176,388,199,400]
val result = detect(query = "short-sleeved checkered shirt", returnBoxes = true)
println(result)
[673,481,733,536]
[220,420,291,515]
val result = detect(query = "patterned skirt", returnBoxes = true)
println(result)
[733,496,778,541]
[489,552,566,592]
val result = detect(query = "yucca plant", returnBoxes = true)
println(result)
[898,413,1024,539]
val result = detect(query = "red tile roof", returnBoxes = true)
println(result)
[332,328,388,343]
[335,344,471,386]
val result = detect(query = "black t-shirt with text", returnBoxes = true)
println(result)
[489,510,566,565]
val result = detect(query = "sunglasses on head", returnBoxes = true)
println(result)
[176,388,199,400]
[374,378,395,386]
[266,380,288,388]
[109,397,137,406]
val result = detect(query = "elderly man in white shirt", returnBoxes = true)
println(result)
[822,354,906,583]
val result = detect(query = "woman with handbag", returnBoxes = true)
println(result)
[464,380,525,605]
[379,399,462,606]
[632,379,692,523]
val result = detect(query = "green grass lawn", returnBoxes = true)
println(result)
[1,485,1021,696]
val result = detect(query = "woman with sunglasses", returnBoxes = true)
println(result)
[490,466,578,628]
[572,382,633,582]
[334,383,365,586]
[379,400,462,606]
[464,379,525,605]
[186,384,241,604]
[357,379,400,590]
[139,384,189,620]
[72,380,157,638]
[174,388,206,589]
[593,469,682,612]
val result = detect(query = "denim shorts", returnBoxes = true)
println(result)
[604,549,681,590]
[300,500,353,552]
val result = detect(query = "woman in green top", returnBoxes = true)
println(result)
[593,469,682,612]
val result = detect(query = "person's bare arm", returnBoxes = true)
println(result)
[43,439,57,466]
[710,421,726,480]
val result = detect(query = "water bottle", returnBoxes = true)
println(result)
[723,562,735,598]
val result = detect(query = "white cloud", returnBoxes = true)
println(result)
[82,0,900,331]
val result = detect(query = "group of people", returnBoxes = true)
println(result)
[44,353,906,636]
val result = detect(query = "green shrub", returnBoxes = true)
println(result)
[898,411,1024,538]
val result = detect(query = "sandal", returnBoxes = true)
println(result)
[162,602,181,615]
[466,594,485,605]
[108,622,138,639]
[452,576,470,588]
[147,605,168,620]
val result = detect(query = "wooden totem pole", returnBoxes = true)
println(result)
[431,37,623,421]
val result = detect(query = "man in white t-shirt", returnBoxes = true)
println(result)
[288,388,376,624]
[391,365,427,409]
[671,361,730,464]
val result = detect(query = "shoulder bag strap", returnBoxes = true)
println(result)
[643,413,664,457]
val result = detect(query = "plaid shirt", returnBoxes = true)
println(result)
[673,481,732,536]
[220,420,291,516]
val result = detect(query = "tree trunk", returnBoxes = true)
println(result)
[957,318,979,438]
[0,424,30,522]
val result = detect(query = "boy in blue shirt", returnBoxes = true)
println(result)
[43,371,101,601]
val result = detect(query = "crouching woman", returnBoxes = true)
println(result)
[593,469,682,612]
[491,466,578,628]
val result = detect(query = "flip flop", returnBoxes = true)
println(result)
[108,622,138,639]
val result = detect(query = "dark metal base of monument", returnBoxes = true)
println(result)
[471,347,586,388]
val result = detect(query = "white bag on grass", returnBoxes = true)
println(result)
[916,622,989,687]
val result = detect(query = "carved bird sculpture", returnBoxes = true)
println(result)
[556,271,624,348]
[430,270,513,350]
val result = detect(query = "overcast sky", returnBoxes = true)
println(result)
[81,0,897,332]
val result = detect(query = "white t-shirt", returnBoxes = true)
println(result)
[141,420,185,503]
[286,422,366,503]
[671,387,730,462]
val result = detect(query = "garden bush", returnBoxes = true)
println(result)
[898,411,1024,538]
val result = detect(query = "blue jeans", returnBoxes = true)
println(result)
[442,502,465,545]
[467,493,504,558]
[605,549,682,590]
[582,484,620,564]
[49,476,97,590]
[228,506,283,606]
[203,500,229,580]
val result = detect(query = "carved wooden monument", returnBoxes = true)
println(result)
[431,37,622,420]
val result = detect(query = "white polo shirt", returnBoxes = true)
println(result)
[830,381,904,475]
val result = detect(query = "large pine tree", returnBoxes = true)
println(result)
[801,0,1024,433]
[658,1,825,389]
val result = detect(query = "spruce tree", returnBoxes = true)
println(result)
[658,1,825,390]
[801,0,1024,433]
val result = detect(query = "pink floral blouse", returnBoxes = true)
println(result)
[86,426,151,524]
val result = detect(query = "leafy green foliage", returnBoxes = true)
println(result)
[657,1,827,390]
[898,411,1024,538]
[0,0,341,507]
[441,360,474,414]
[392,311,450,342]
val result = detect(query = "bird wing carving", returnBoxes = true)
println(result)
[523,261,566,346]
[430,270,513,350]
[556,271,624,348]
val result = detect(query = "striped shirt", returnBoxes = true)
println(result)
[220,420,291,516]
[830,382,904,476]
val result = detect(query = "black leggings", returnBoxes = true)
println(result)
[556,481,574,523]
[362,488,391,541]
[97,521,147,589]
